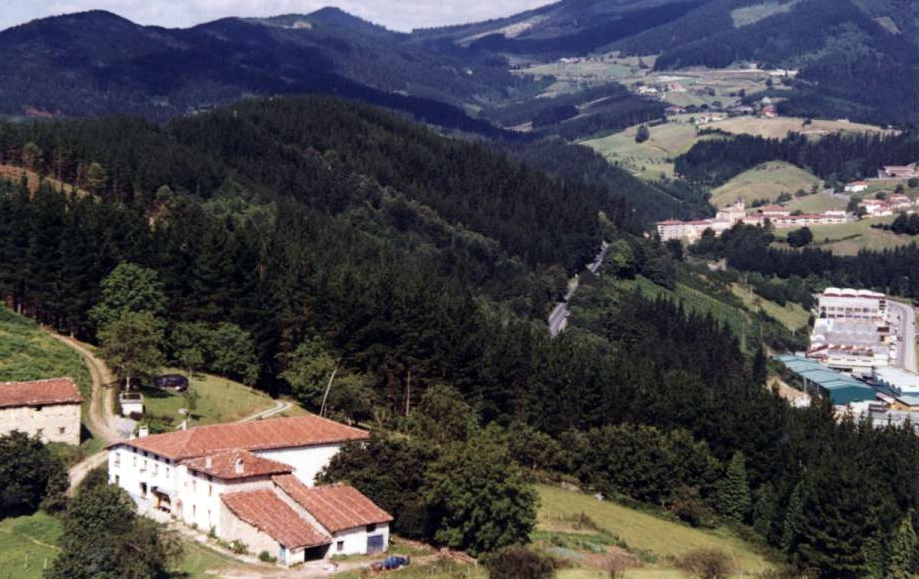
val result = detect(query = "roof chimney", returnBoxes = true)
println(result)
[235,457,244,474]
[205,456,212,469]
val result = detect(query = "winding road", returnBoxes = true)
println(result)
[549,241,609,337]
[46,333,125,493]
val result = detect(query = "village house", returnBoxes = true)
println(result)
[859,198,894,217]
[887,195,914,211]
[107,415,392,566]
[880,164,918,179]
[844,181,869,193]
[0,377,83,445]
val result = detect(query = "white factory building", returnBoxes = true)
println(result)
[808,288,893,373]
[108,415,391,566]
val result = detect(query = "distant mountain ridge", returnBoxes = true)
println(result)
[0,0,915,127]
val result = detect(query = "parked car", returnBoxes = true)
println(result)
[370,555,410,572]
[154,374,189,392]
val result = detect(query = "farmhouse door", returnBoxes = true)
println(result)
[367,534,384,554]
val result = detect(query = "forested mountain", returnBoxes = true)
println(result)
[0,10,513,137]
[4,93,919,578]
[1,0,916,131]
[612,0,919,124]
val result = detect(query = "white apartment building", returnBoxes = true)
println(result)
[108,415,391,566]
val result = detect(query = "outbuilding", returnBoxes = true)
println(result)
[0,377,83,445]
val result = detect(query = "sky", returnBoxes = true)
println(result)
[0,0,553,33]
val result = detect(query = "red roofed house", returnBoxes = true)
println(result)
[0,377,83,445]
[107,415,390,565]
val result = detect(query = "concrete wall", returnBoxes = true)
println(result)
[0,402,81,445]
[256,444,342,486]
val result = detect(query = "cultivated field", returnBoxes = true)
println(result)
[711,161,820,207]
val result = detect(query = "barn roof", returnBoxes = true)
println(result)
[0,378,83,408]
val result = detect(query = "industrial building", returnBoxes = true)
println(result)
[775,354,877,405]
[873,367,919,396]
[807,288,893,372]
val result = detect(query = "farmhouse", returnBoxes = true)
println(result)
[107,415,391,566]
[844,181,869,193]
[0,377,82,445]
[880,164,918,179]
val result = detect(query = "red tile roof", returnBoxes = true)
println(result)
[273,475,393,533]
[0,378,83,408]
[182,450,292,480]
[123,415,368,460]
[222,489,330,549]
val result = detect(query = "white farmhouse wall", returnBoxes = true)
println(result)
[0,403,81,445]
[330,524,389,557]
[108,445,179,516]
[255,444,343,486]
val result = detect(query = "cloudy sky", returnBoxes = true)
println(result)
[0,0,553,32]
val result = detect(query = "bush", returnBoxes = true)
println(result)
[635,125,651,143]
[482,545,555,579]
[676,548,735,579]
[230,539,247,554]
[258,550,277,562]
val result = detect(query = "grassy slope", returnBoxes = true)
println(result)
[730,284,809,332]
[582,115,889,182]
[581,120,700,179]
[0,513,62,579]
[773,215,917,255]
[0,308,91,397]
[612,276,757,349]
[538,485,772,576]
[711,161,820,207]
[138,368,276,427]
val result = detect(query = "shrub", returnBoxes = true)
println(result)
[482,545,555,579]
[676,548,735,579]
[230,539,248,554]
[258,550,277,563]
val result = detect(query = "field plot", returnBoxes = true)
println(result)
[537,484,772,576]
[583,113,890,181]
[731,284,810,332]
[581,120,700,179]
[138,368,277,426]
[0,513,62,579]
[711,161,820,207]
[773,216,916,255]
[710,116,889,139]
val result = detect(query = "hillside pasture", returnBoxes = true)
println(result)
[537,484,772,576]
[137,368,278,427]
[0,308,91,399]
[711,161,820,207]
[710,116,889,140]
[581,120,700,179]
[773,215,916,255]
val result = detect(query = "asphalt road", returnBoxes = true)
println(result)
[889,300,918,372]
[549,242,609,337]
